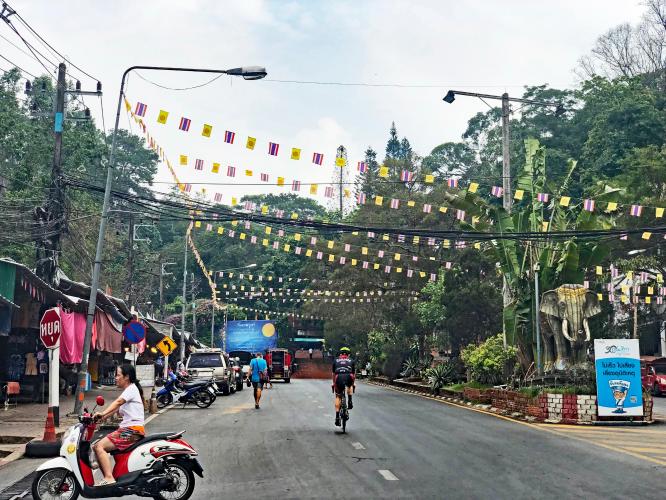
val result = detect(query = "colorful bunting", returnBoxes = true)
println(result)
[157,110,169,124]
[584,199,595,212]
[630,204,643,217]
[268,142,279,156]
[224,131,235,144]
[390,198,400,209]
[291,148,301,160]
[178,117,191,131]
[491,186,503,197]
[227,166,236,177]
[246,136,256,150]
[202,124,213,137]
[135,102,147,117]
[312,152,324,165]
[357,161,367,173]
[194,159,204,171]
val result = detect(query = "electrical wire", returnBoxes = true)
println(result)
[263,79,527,89]
[3,1,99,82]
[1,14,57,78]
[134,71,226,91]
[0,51,35,77]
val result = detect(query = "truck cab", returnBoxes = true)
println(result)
[641,356,666,396]
[266,348,292,383]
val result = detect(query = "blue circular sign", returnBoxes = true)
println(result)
[123,320,146,344]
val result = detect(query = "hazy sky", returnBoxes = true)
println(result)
[3,1,646,204]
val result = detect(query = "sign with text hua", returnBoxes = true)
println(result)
[40,308,61,349]
[594,339,643,417]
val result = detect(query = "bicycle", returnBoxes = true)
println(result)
[339,394,349,433]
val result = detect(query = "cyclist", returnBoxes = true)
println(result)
[332,346,356,427]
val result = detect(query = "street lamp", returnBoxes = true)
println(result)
[73,65,267,415]
[211,264,257,349]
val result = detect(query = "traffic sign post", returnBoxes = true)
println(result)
[123,320,146,368]
[155,336,177,356]
[40,308,61,426]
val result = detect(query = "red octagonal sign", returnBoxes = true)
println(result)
[40,307,61,349]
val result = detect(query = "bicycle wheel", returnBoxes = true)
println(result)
[341,410,348,433]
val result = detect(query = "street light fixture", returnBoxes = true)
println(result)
[73,65,267,415]
[211,263,257,349]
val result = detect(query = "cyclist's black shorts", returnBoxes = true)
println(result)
[334,373,354,394]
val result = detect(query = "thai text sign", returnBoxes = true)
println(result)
[594,339,643,417]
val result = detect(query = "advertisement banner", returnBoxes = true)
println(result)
[594,339,643,417]
[225,320,277,353]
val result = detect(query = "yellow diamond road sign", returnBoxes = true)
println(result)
[156,336,177,356]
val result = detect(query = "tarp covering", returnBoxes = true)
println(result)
[225,320,277,353]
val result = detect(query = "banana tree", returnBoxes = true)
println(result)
[441,139,619,368]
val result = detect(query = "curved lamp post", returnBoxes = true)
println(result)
[73,65,267,414]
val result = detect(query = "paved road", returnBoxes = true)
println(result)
[653,394,666,418]
[2,380,665,499]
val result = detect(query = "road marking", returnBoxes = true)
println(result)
[351,442,365,450]
[377,469,398,481]
[318,405,324,409]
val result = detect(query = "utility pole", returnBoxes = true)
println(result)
[333,145,348,215]
[180,234,188,363]
[127,213,134,307]
[159,261,175,319]
[501,93,511,212]
[191,272,197,339]
[35,63,66,285]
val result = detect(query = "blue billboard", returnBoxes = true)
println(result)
[225,320,277,353]
[594,339,643,417]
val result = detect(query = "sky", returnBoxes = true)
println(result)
[1,0,647,206]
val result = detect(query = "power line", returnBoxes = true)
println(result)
[0,51,35,77]
[263,79,529,89]
[133,71,226,91]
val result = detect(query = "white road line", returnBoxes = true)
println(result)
[318,405,324,409]
[378,469,399,481]
[351,441,365,450]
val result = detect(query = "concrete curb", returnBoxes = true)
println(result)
[365,380,659,427]
[0,405,172,469]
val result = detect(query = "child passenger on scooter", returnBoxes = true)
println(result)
[92,364,146,486]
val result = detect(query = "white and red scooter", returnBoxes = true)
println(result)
[31,396,203,500]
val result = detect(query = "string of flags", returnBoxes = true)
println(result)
[233,304,329,321]
[217,287,419,297]
[226,295,418,304]
[129,98,351,168]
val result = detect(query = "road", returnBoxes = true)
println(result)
[653,394,666,418]
[2,380,665,499]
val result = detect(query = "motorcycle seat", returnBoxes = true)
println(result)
[182,382,208,390]
[110,430,185,455]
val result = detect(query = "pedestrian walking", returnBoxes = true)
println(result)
[249,352,268,409]
[309,348,313,359]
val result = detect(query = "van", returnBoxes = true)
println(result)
[186,348,235,395]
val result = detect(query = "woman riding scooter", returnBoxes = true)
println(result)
[93,364,145,486]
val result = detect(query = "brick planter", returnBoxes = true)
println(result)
[463,387,491,404]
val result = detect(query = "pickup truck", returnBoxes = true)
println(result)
[641,356,666,396]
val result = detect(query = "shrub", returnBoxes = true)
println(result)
[461,334,518,385]
[400,355,422,379]
[424,362,456,392]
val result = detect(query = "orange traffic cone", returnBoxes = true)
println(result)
[42,408,56,442]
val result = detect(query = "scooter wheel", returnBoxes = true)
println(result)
[156,393,173,409]
[194,391,213,408]
[153,462,195,500]
[32,468,80,500]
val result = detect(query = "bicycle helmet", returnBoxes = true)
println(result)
[339,346,351,355]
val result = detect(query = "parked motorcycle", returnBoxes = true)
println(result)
[31,396,203,499]
[156,373,217,409]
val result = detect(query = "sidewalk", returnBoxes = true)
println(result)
[0,385,122,467]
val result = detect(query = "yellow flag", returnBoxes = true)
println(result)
[646,296,652,304]
[217,227,223,235]
[179,155,188,166]
[407,200,416,207]
[245,169,253,177]
[343,188,351,198]
[265,227,272,235]
[606,202,618,212]
[559,196,571,207]
[396,267,402,273]
[362,247,368,255]
[240,233,246,240]
[627,271,633,280]
[124,98,131,112]
[474,242,481,249]
[514,189,524,201]
[379,166,389,178]
[246,137,256,150]
[328,254,335,262]
[351,259,357,266]
[657,207,664,218]
[335,157,346,167]
[262,239,269,246]
[231,220,238,227]
[284,244,290,252]
[310,184,318,195]
[261,205,268,214]
[472,216,480,225]
[202,124,213,137]
[375,196,383,206]
[597,293,603,302]
[648,286,654,295]
[231,197,237,206]
[291,148,301,160]
[277,177,285,186]
[291,212,298,220]
[413,236,420,244]
[419,271,426,278]
[212,163,220,173]
[439,206,448,213]
[352,231,359,235]
[394,253,401,261]
[157,110,169,124]
[542,221,549,231]
[327,240,334,249]
[596,266,603,275]
[468,182,479,193]
[383,234,389,241]
[658,273,663,283]
[373,263,380,270]
[306,249,313,257]
[642,231,652,240]
[425,174,434,184]
[195,221,201,228]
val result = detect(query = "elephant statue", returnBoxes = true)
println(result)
[539,284,602,371]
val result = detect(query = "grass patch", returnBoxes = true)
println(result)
[444,381,490,392]
[518,385,596,398]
